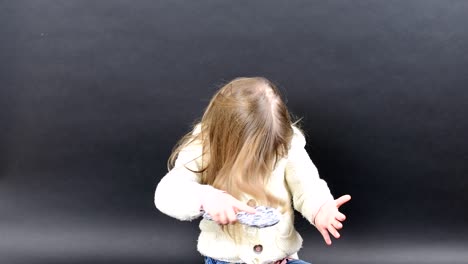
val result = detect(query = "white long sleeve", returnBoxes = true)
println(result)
[154,140,218,221]
[285,127,334,225]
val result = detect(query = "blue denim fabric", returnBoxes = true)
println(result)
[204,256,311,264]
[204,256,239,264]
[286,260,311,264]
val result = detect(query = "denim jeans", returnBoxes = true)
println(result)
[204,256,311,264]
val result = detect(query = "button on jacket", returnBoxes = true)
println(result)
[155,125,334,264]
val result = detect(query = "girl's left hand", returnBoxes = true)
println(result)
[314,194,351,245]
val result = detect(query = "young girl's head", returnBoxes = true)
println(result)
[170,76,299,209]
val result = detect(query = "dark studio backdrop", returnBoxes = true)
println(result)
[1,1,467,263]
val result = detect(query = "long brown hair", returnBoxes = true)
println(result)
[168,77,300,240]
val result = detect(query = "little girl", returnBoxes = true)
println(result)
[155,77,351,264]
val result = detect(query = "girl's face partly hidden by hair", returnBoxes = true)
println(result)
[199,77,294,203]
[202,77,293,154]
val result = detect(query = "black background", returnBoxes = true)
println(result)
[1,1,467,263]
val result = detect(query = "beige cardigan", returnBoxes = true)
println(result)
[155,126,333,264]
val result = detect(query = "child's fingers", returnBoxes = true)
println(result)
[226,207,238,223]
[335,195,351,208]
[336,212,346,221]
[234,200,256,214]
[318,227,332,245]
[327,225,340,239]
[216,212,228,225]
[332,220,343,230]
[212,214,221,224]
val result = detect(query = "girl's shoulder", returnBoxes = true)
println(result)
[290,125,306,148]
[172,124,204,169]
[193,123,202,135]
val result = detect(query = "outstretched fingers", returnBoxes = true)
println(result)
[319,223,341,245]
[318,226,332,245]
[335,195,351,208]
[327,225,340,239]
[315,194,351,246]
[332,220,343,230]
[336,212,346,221]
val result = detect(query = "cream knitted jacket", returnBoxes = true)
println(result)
[155,126,334,264]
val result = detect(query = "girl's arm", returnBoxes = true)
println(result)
[154,141,220,221]
[285,127,335,225]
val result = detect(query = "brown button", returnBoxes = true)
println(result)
[247,199,257,207]
[253,244,263,253]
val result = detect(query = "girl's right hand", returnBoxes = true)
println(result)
[200,189,256,225]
